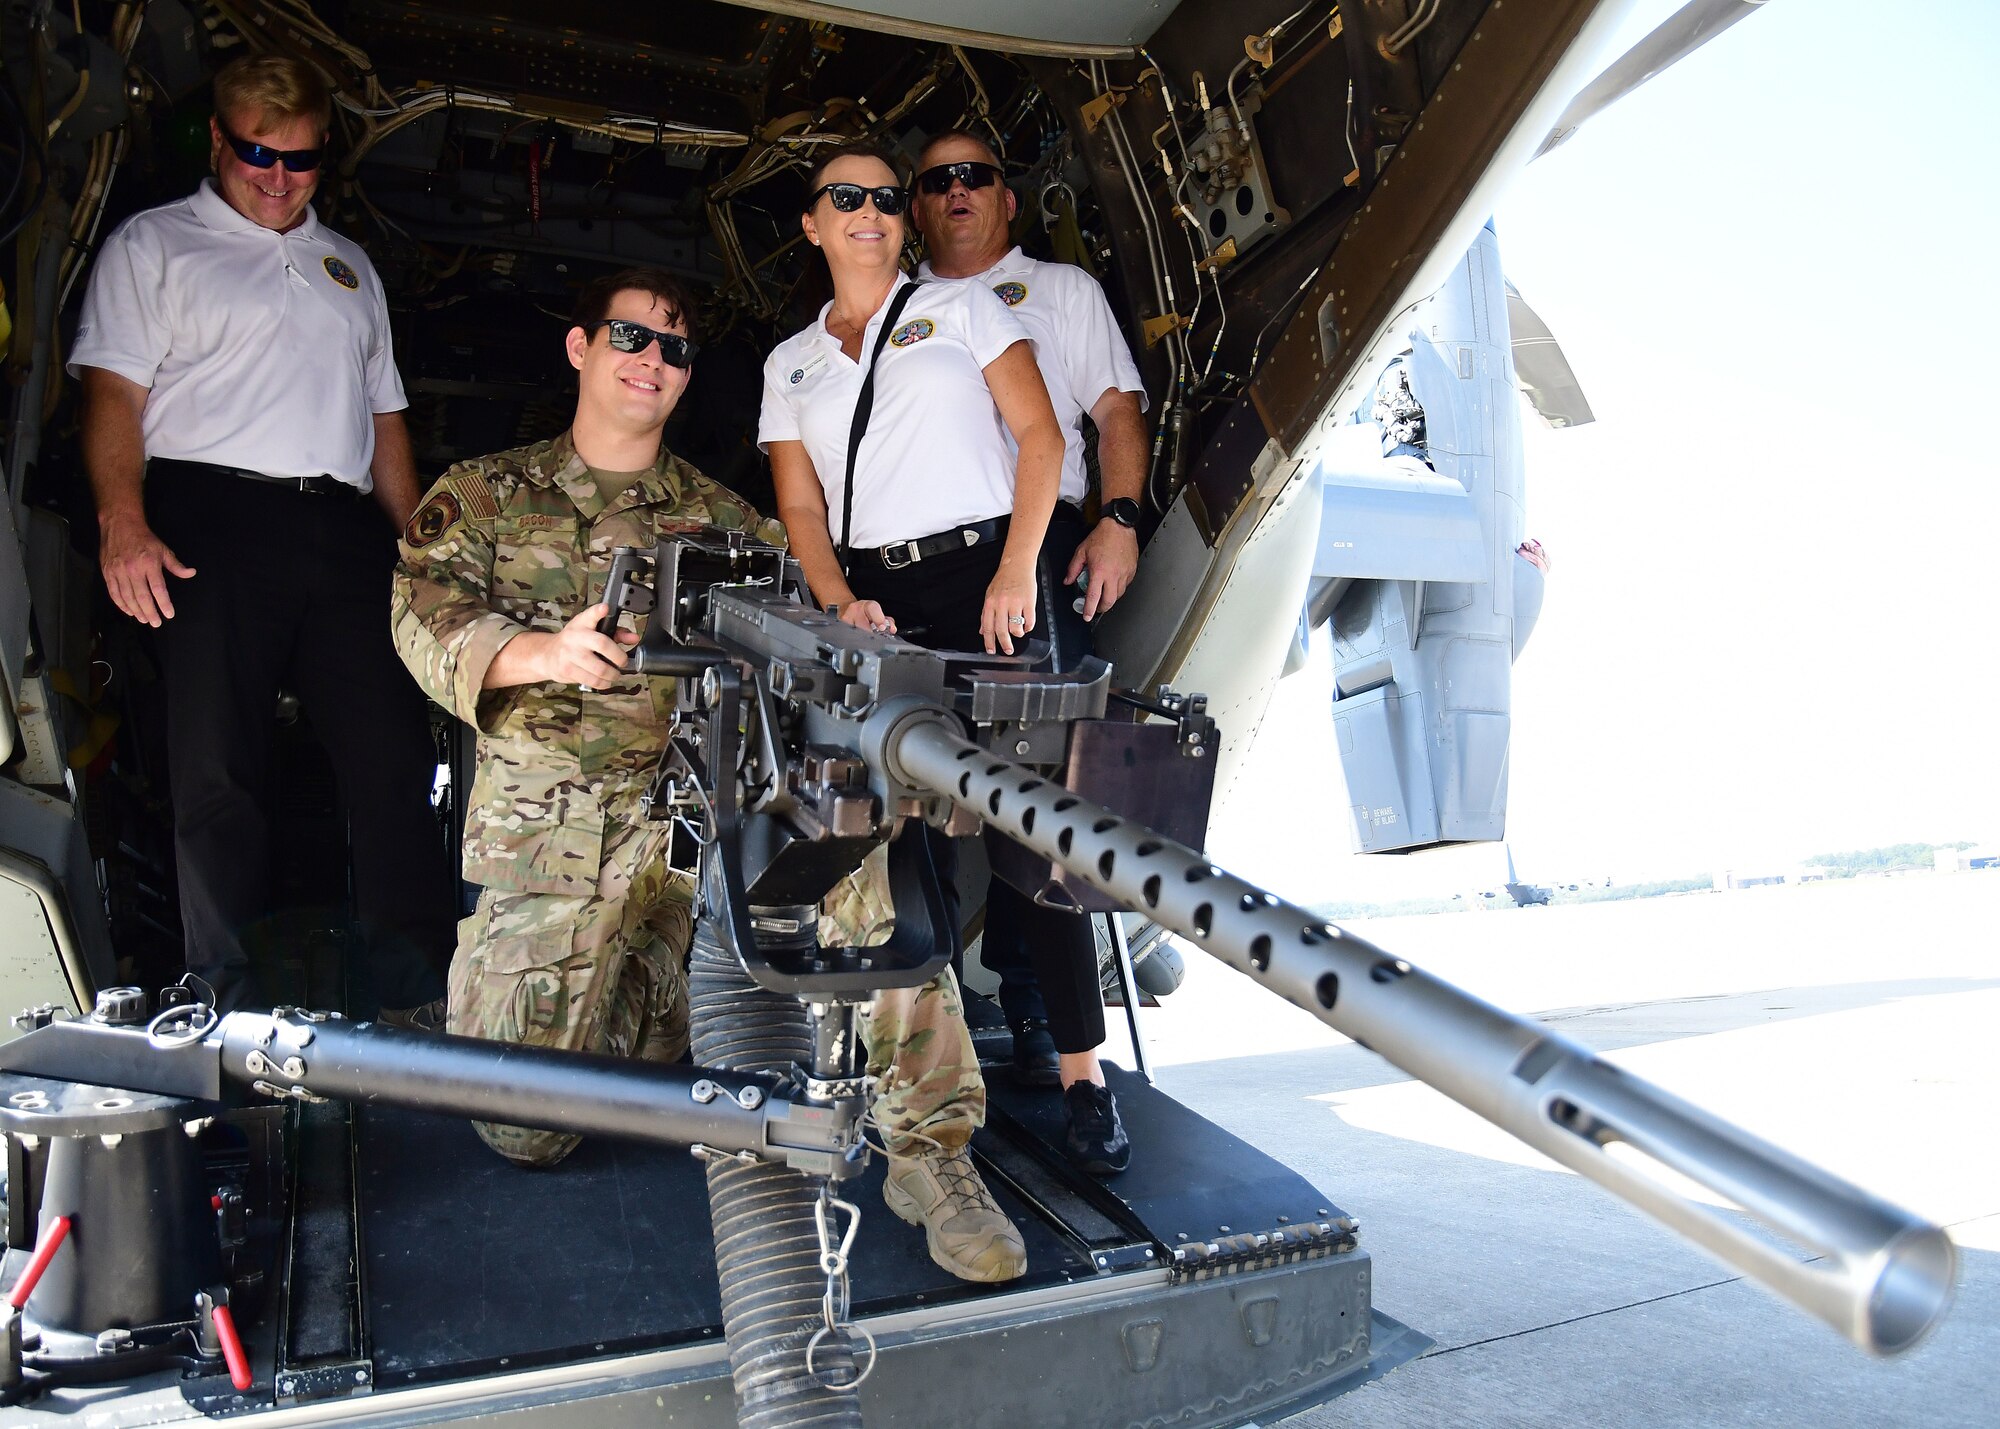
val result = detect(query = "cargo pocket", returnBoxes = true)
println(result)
[455,887,598,1050]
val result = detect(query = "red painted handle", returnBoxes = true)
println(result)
[212,1303,252,1391]
[6,1214,71,1310]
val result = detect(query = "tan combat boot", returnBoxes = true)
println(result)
[882,1147,1028,1283]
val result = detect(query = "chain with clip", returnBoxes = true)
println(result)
[805,1182,875,1390]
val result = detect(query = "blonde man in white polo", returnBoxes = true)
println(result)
[69,55,450,1022]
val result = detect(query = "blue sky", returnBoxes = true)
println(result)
[1219,0,2000,894]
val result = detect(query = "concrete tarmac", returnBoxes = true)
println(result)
[1112,873,1999,1428]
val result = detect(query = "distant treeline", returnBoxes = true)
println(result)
[1313,876,1714,923]
[1311,844,1976,923]
[1547,877,1711,904]
[1803,842,1973,877]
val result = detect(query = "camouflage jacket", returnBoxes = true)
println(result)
[392,431,784,896]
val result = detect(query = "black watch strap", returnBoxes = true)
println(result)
[1101,497,1141,529]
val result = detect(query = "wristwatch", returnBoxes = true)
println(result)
[1100,497,1141,530]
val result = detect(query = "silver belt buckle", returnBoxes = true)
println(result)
[881,540,915,571]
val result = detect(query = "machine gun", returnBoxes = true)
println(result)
[0,532,1956,1422]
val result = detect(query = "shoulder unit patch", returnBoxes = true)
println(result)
[405,491,460,548]
[405,469,499,548]
[322,255,360,290]
[993,280,1028,307]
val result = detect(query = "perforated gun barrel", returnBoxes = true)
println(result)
[877,705,1956,1356]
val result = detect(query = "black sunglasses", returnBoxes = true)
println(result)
[587,319,698,368]
[915,160,1003,196]
[218,122,324,173]
[804,182,910,216]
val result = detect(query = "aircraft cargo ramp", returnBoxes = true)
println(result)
[2,1043,1426,1428]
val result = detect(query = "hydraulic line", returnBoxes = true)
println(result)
[1091,57,1189,508]
[689,914,861,1429]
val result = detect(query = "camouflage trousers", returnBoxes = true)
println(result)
[448,818,692,1166]
[826,844,985,1157]
[860,968,983,1155]
[453,831,982,1165]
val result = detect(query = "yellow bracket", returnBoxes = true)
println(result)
[1142,313,1191,348]
[1080,88,1127,134]
[1195,237,1239,273]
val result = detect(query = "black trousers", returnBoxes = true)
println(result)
[847,504,1106,1055]
[147,467,452,1012]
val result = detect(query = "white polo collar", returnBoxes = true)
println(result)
[813,269,915,351]
[917,245,1028,283]
[188,178,327,244]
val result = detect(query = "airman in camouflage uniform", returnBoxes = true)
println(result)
[393,426,769,1164]
[395,435,985,1168]
[388,271,996,1255]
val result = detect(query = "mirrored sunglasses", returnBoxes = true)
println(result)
[219,124,324,173]
[588,319,698,368]
[804,182,911,216]
[915,160,1003,196]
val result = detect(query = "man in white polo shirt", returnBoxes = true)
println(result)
[68,54,450,1021]
[911,128,1149,1172]
[913,130,1150,623]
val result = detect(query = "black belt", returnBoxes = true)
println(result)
[150,457,366,498]
[859,516,1010,571]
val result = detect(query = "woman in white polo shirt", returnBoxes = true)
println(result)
[759,143,1130,1180]
[759,145,1058,651]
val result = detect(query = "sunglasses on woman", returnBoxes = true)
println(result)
[803,182,911,216]
[218,123,324,173]
[914,160,1003,195]
[586,319,699,368]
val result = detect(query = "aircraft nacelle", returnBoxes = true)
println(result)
[1308,222,1549,853]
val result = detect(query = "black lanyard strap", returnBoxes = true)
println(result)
[838,279,924,575]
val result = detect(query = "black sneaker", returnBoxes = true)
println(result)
[377,996,447,1033]
[1010,1019,1060,1085]
[1063,1081,1131,1176]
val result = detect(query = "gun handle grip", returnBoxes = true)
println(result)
[599,549,647,638]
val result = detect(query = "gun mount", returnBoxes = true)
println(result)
[0,531,1956,1419]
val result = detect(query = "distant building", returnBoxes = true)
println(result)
[1936,846,2000,873]
[1712,867,1828,891]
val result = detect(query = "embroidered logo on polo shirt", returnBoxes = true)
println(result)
[322,256,360,290]
[406,491,460,548]
[889,318,935,348]
[993,281,1028,307]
